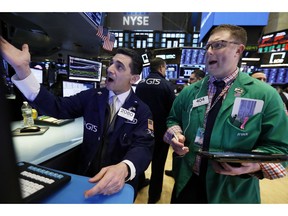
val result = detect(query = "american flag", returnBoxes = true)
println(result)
[103,32,115,51]
[96,26,108,41]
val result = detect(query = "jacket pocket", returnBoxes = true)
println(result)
[221,113,263,151]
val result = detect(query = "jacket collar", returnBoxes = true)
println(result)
[149,70,166,79]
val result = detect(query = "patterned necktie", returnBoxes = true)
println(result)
[193,80,225,175]
[109,95,117,123]
[203,80,225,150]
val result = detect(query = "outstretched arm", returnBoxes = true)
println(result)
[0,36,31,80]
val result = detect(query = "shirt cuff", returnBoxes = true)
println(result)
[122,160,136,181]
[11,73,40,101]
[259,163,287,179]
[163,125,183,145]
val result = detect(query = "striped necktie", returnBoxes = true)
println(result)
[109,95,117,123]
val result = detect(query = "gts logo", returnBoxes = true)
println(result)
[85,122,98,133]
[145,78,161,85]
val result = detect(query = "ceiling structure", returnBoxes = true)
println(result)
[0,12,203,63]
[0,12,267,63]
[0,13,102,62]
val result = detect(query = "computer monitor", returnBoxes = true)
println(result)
[68,55,102,82]
[180,48,206,66]
[62,80,95,97]
[179,66,205,79]
[166,64,178,79]
[30,68,43,84]
[141,66,150,79]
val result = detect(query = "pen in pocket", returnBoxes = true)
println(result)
[240,116,249,129]
[231,115,241,127]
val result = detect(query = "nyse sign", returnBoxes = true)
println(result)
[109,13,162,30]
[123,16,149,26]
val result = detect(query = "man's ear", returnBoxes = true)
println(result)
[237,44,245,55]
[130,74,140,84]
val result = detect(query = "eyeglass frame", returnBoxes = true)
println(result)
[204,40,241,51]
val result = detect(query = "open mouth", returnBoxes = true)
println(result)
[209,60,217,65]
[107,77,114,83]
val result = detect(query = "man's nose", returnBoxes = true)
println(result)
[107,64,115,74]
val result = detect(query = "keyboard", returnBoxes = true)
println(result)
[17,161,71,203]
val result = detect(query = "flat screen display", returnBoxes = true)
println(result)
[68,55,102,82]
[180,48,206,67]
[30,68,43,84]
[260,52,288,67]
[179,67,205,79]
[62,80,95,97]
[166,64,178,79]
[258,29,288,53]
[141,66,150,79]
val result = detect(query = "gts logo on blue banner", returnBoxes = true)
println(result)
[85,122,98,133]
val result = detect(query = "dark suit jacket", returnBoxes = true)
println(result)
[30,86,154,189]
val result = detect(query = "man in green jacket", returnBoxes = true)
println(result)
[164,24,288,203]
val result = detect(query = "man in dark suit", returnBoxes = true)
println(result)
[136,57,176,203]
[0,36,154,198]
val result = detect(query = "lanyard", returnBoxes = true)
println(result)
[203,84,231,130]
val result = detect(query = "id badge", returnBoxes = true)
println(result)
[194,127,204,146]
[192,96,209,108]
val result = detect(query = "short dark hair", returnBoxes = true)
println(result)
[193,69,205,79]
[116,48,143,75]
[210,24,247,46]
[150,57,166,72]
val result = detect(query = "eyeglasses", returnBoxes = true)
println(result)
[204,40,240,51]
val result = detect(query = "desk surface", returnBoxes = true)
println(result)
[11,117,83,164]
[12,118,134,204]
[42,172,134,204]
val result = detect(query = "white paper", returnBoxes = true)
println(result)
[231,97,264,120]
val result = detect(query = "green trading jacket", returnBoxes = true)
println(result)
[167,71,288,203]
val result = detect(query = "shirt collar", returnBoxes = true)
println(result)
[209,68,239,86]
[109,89,131,106]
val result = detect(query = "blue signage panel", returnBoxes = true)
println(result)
[199,12,269,42]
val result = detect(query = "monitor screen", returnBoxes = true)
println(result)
[141,66,150,79]
[68,55,102,82]
[180,48,206,67]
[30,68,43,84]
[62,80,95,97]
[260,52,288,67]
[166,64,178,79]
[176,79,187,85]
[179,66,205,79]
[258,29,288,53]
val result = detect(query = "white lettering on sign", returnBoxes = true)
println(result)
[156,54,176,60]
[166,54,176,59]
[123,16,149,26]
